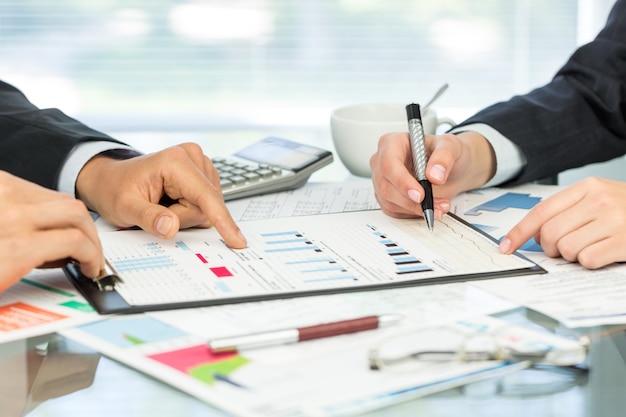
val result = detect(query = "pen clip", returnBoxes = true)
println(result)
[68,260,122,292]
[93,261,123,292]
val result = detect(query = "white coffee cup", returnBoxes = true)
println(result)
[330,103,455,177]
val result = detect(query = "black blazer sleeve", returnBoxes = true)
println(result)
[0,80,128,189]
[454,0,626,186]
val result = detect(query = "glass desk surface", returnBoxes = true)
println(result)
[2,307,626,417]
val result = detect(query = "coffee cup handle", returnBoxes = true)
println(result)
[435,116,456,133]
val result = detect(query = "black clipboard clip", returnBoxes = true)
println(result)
[66,261,123,292]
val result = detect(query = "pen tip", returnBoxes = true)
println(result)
[424,210,435,232]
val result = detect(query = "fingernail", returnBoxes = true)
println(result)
[408,189,421,204]
[156,215,173,236]
[499,238,511,253]
[440,201,451,212]
[430,164,446,182]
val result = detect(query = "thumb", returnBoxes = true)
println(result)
[425,134,459,185]
[130,199,181,239]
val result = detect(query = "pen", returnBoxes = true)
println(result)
[406,103,435,231]
[209,314,404,352]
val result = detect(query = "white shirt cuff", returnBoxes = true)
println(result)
[58,141,138,197]
[449,123,527,187]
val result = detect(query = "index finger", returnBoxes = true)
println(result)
[200,195,247,248]
[176,143,223,190]
[162,148,247,249]
[499,186,584,254]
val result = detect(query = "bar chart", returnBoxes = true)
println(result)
[95,209,538,309]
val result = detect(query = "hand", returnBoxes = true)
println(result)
[370,131,496,218]
[76,142,247,249]
[499,177,626,269]
[0,171,104,291]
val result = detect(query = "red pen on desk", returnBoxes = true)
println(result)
[209,314,404,352]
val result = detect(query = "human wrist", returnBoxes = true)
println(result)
[75,155,116,211]
[75,149,140,211]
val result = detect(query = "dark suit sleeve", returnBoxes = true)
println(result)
[0,80,128,189]
[454,0,626,186]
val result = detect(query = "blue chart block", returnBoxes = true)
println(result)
[112,255,174,273]
[465,193,541,216]
[472,223,498,234]
[79,317,186,347]
[520,237,543,252]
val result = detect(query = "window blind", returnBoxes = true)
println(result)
[0,0,579,131]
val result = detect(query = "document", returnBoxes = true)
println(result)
[61,311,582,417]
[451,184,626,327]
[0,269,100,344]
[65,210,542,314]
[226,180,380,222]
[61,281,506,416]
[472,265,626,328]
[449,184,584,272]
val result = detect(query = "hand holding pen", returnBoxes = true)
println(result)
[406,103,435,231]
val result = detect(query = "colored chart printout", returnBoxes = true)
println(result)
[99,209,539,308]
[464,192,541,216]
[149,345,248,386]
[62,313,583,417]
[0,302,67,332]
[0,269,98,343]
[73,317,249,388]
[454,185,556,253]
[78,316,187,347]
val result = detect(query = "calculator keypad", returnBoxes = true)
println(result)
[213,157,285,192]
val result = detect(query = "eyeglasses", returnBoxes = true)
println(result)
[368,321,589,373]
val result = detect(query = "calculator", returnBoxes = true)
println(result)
[213,136,334,201]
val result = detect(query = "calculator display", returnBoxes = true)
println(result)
[234,137,331,172]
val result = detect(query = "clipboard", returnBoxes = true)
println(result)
[63,211,545,315]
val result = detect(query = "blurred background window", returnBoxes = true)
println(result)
[0,0,615,133]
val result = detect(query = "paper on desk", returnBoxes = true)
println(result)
[150,281,516,340]
[61,284,520,417]
[449,184,558,244]
[95,209,539,310]
[452,184,626,327]
[226,180,379,222]
[451,184,584,272]
[472,265,626,328]
[0,269,101,344]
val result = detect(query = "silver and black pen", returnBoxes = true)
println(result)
[406,103,434,231]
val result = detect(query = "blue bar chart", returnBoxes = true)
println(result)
[108,242,175,273]
[96,209,538,308]
[259,231,356,284]
[367,224,432,275]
